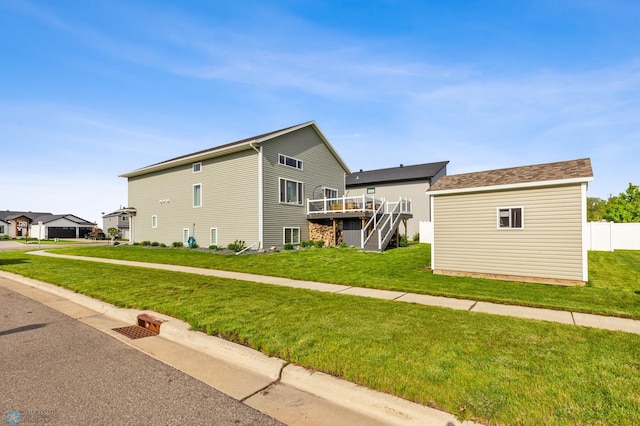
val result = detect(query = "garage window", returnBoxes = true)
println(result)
[498,207,523,229]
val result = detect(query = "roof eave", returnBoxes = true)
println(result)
[119,121,350,178]
[428,176,594,196]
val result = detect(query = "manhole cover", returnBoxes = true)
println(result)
[112,325,158,339]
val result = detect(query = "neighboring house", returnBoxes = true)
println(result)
[102,210,131,239]
[0,211,95,239]
[119,121,351,249]
[0,217,7,237]
[345,161,448,238]
[428,158,593,286]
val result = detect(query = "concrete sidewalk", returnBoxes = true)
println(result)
[27,250,640,335]
[0,271,479,426]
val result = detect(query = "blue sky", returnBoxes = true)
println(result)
[1,0,638,224]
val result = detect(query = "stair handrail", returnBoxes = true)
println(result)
[378,198,406,249]
[361,197,385,248]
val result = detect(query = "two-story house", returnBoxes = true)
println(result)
[120,121,351,250]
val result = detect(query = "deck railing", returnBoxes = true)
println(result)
[307,195,382,214]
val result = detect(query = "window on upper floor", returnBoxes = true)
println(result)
[367,187,375,194]
[278,154,303,170]
[279,178,303,205]
[193,162,202,173]
[498,207,523,229]
[193,184,202,208]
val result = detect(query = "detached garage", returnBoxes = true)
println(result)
[1,211,96,240]
[428,158,593,286]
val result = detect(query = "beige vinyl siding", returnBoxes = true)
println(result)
[433,184,584,281]
[262,126,346,247]
[128,150,258,247]
[347,180,428,237]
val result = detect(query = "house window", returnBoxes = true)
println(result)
[498,207,523,229]
[324,187,338,199]
[151,215,158,228]
[279,178,303,205]
[193,184,202,207]
[284,227,300,244]
[278,154,303,170]
[367,187,375,194]
[0,225,4,233]
[183,228,190,245]
[193,162,201,173]
[210,228,218,246]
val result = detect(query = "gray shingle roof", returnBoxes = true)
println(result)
[429,158,593,192]
[346,161,449,187]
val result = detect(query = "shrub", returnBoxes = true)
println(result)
[339,242,348,248]
[300,240,312,248]
[141,240,151,246]
[412,232,420,242]
[399,234,409,247]
[208,244,221,250]
[190,243,199,249]
[113,241,120,246]
[314,240,325,248]
[151,241,160,247]
[172,241,183,248]
[284,243,294,250]
[159,243,167,248]
[227,240,246,252]
[132,242,140,246]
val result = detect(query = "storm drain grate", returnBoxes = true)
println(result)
[112,325,158,339]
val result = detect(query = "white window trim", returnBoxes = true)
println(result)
[210,227,218,246]
[192,162,202,173]
[279,177,304,206]
[183,228,190,245]
[497,206,524,230]
[278,153,303,170]
[193,183,202,208]
[367,187,375,194]
[324,187,338,199]
[151,215,158,228]
[283,227,301,244]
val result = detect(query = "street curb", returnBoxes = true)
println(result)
[0,270,477,425]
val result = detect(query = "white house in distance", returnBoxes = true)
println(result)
[428,158,593,286]
[102,210,131,239]
[0,210,95,239]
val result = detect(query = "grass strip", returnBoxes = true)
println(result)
[1,250,639,425]
[52,244,640,319]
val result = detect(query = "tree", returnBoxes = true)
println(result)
[587,197,607,222]
[107,227,120,245]
[603,183,640,223]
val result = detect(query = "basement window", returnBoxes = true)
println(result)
[283,227,300,244]
[498,207,523,229]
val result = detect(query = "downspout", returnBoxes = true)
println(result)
[581,182,588,282]
[250,143,263,250]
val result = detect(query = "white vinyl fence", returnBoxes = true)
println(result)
[419,221,434,244]
[586,222,640,251]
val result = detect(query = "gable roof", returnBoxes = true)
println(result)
[0,211,94,225]
[346,161,449,187]
[0,211,52,222]
[429,158,593,194]
[119,121,350,178]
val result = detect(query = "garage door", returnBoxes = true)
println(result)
[48,227,76,238]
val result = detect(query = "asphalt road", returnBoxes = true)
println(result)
[0,286,284,426]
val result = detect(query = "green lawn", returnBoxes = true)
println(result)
[51,244,640,319]
[0,249,639,425]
